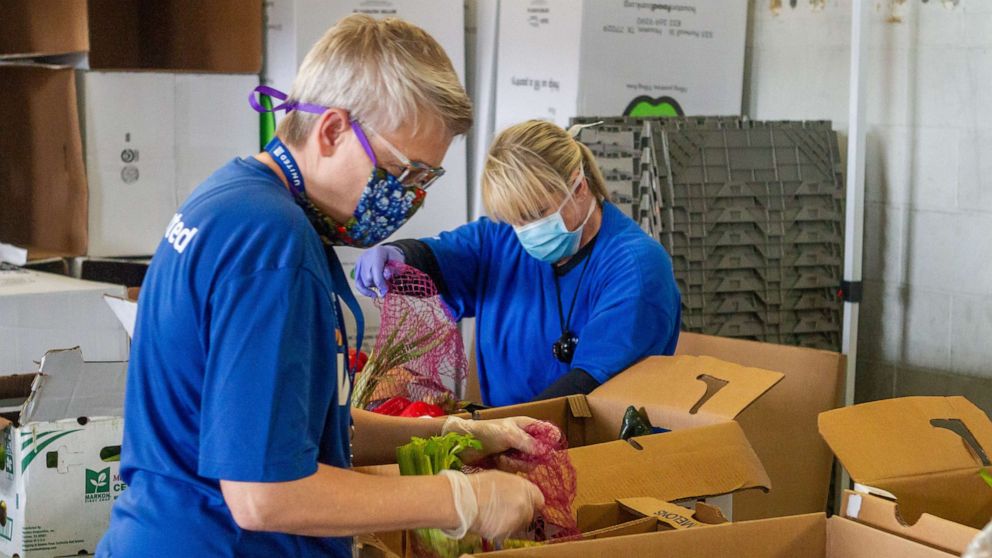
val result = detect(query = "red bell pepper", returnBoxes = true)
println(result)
[372,396,411,416]
[399,401,445,418]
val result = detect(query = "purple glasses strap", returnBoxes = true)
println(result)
[350,120,378,167]
[248,85,329,115]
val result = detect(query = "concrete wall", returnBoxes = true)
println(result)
[745,0,992,414]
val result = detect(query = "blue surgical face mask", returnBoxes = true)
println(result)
[513,173,596,264]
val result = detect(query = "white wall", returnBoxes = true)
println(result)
[746,0,992,410]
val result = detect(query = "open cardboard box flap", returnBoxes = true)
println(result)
[570,421,770,508]
[840,490,979,555]
[0,347,127,430]
[585,355,784,439]
[819,396,992,528]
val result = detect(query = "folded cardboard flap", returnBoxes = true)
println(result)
[21,348,127,424]
[617,498,728,530]
[585,355,784,441]
[0,0,89,58]
[820,396,992,528]
[569,422,770,508]
[0,64,88,258]
[841,491,979,555]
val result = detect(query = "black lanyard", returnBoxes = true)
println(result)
[551,245,594,364]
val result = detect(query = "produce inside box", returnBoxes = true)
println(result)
[358,419,771,557]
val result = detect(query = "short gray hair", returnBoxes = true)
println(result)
[277,15,473,145]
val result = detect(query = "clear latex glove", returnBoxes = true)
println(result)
[442,416,546,458]
[964,520,992,558]
[439,469,544,541]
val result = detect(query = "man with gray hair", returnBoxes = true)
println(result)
[98,15,543,558]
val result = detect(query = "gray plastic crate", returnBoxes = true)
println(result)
[669,243,842,271]
[681,288,840,314]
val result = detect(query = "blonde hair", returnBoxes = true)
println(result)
[277,15,472,145]
[482,120,608,226]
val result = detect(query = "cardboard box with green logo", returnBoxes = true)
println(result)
[0,348,126,558]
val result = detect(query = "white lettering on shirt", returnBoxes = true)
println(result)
[337,352,351,406]
[164,213,199,254]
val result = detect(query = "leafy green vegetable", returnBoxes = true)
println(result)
[396,432,482,477]
[396,433,484,557]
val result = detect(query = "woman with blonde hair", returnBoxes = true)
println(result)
[355,120,681,406]
[99,16,544,558]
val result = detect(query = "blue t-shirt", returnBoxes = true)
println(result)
[97,158,353,557]
[422,203,681,406]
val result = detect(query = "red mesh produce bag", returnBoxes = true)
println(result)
[496,421,581,541]
[352,262,467,411]
[465,421,581,544]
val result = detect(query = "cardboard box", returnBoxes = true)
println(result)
[0,63,88,259]
[675,332,845,521]
[839,490,980,556]
[0,348,127,558]
[820,396,992,530]
[0,268,128,375]
[493,0,748,130]
[78,71,258,257]
[361,419,771,557]
[0,0,88,59]
[467,513,957,558]
[0,1,262,73]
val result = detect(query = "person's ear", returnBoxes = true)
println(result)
[577,176,591,201]
[315,109,351,157]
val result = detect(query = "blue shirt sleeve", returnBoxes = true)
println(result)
[571,255,681,384]
[420,219,494,320]
[198,266,338,482]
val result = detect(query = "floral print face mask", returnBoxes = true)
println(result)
[304,166,427,248]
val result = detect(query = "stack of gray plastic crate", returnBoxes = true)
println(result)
[571,116,845,351]
[571,117,659,238]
